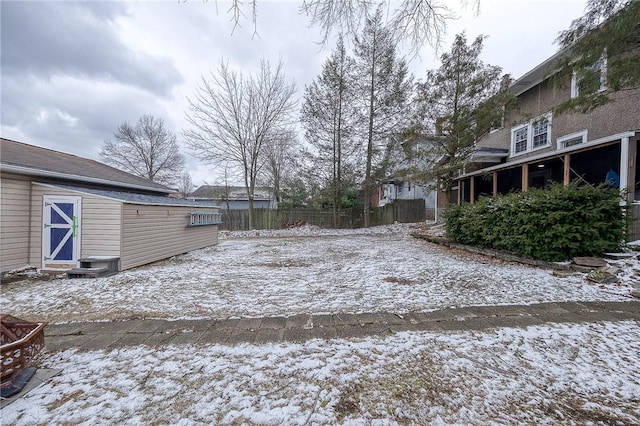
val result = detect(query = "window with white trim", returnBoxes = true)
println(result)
[557,130,588,149]
[510,113,552,156]
[513,126,528,154]
[188,211,222,227]
[571,55,607,98]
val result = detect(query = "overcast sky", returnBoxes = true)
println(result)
[1,0,588,187]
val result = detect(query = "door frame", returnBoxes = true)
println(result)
[42,195,82,269]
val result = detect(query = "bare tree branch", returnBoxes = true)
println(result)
[100,115,185,187]
[183,57,297,228]
[186,0,478,53]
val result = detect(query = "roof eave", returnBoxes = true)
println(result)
[0,163,175,194]
[510,49,571,96]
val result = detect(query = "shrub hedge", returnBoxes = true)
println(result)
[444,183,627,262]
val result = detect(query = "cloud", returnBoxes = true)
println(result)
[0,1,183,96]
[0,74,173,159]
[0,0,589,188]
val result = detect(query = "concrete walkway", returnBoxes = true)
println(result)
[44,301,640,352]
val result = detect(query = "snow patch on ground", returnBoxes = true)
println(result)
[3,321,639,425]
[1,225,635,323]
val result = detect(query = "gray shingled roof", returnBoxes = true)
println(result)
[190,185,272,201]
[41,183,219,208]
[1,138,173,193]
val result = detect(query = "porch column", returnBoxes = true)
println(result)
[563,153,571,187]
[470,176,475,203]
[620,136,630,205]
[492,171,498,196]
[521,164,529,192]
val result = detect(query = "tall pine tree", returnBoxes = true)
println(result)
[301,35,360,226]
[353,7,412,227]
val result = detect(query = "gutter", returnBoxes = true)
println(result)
[0,163,175,194]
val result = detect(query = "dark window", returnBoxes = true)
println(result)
[474,174,493,200]
[460,178,471,203]
[528,158,564,189]
[570,143,621,186]
[496,167,523,195]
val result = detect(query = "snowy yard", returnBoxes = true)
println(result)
[1,224,636,324]
[2,224,639,424]
[4,321,640,425]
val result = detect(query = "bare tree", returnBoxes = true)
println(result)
[262,128,299,204]
[301,0,462,53]
[176,171,194,198]
[185,0,477,53]
[101,115,185,187]
[184,58,296,229]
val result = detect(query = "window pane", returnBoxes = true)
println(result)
[513,127,528,153]
[563,137,583,148]
[532,118,548,148]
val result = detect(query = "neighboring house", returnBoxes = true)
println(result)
[0,138,221,274]
[378,180,435,210]
[189,185,277,210]
[375,137,439,218]
[449,49,640,238]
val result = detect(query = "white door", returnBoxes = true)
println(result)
[43,196,81,269]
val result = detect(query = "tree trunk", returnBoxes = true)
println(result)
[245,171,255,230]
[336,69,344,229]
[364,62,376,228]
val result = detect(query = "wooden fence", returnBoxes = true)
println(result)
[220,199,433,231]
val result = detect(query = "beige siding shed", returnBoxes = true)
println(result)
[30,183,123,269]
[31,184,219,272]
[0,173,33,272]
[121,204,218,270]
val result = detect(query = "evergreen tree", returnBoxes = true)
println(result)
[411,33,513,201]
[554,0,640,113]
[353,7,413,226]
[300,35,360,227]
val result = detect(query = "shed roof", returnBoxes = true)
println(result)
[35,183,219,208]
[0,138,174,194]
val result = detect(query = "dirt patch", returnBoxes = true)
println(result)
[259,260,312,268]
[383,276,416,285]
[334,382,364,421]
[1,267,65,285]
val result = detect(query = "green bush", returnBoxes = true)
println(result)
[444,183,627,261]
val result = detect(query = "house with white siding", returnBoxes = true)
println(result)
[0,138,221,275]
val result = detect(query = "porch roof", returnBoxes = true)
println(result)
[456,131,638,181]
[470,147,509,163]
